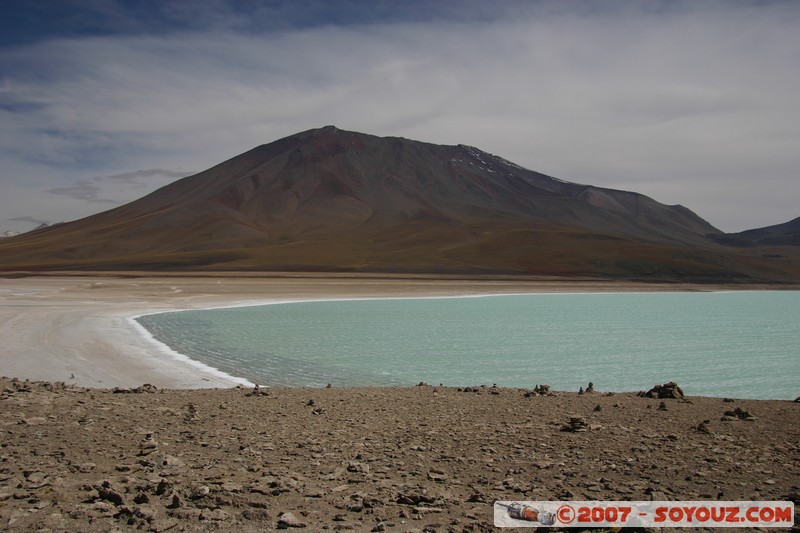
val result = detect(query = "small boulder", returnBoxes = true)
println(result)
[278,511,307,528]
[78,462,96,473]
[20,417,47,426]
[188,484,210,499]
[97,482,125,506]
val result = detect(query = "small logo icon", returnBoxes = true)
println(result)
[557,504,576,524]
[497,502,556,525]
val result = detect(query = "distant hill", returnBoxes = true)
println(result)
[709,217,800,247]
[0,126,798,282]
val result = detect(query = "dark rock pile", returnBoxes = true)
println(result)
[721,406,758,421]
[639,381,685,399]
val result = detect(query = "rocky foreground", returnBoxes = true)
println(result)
[1,377,798,532]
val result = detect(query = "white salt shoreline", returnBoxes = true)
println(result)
[0,277,291,388]
[126,311,256,388]
[0,276,474,389]
[1,274,745,390]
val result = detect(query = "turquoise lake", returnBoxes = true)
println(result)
[136,292,800,399]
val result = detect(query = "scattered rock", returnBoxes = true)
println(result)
[246,384,270,397]
[200,508,229,521]
[721,407,757,421]
[347,462,369,474]
[640,382,685,399]
[168,508,202,520]
[97,482,125,506]
[243,508,271,520]
[112,383,158,394]
[694,420,714,434]
[427,469,448,483]
[188,484,210,499]
[166,493,184,509]
[20,416,47,426]
[278,511,308,528]
[161,454,186,467]
[0,374,797,532]
[524,384,553,397]
[117,504,158,526]
[78,462,96,473]
[155,478,172,496]
[397,491,436,506]
[24,471,47,487]
[648,489,670,501]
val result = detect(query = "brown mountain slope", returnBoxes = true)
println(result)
[1,126,798,281]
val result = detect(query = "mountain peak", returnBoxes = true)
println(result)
[305,124,340,136]
[1,127,797,282]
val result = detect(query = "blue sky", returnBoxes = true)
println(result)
[1,0,798,234]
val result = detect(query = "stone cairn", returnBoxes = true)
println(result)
[561,415,590,432]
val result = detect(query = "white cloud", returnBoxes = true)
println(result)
[1,1,798,233]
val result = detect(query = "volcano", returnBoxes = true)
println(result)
[1,126,798,282]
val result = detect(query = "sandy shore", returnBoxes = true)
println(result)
[0,273,739,389]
